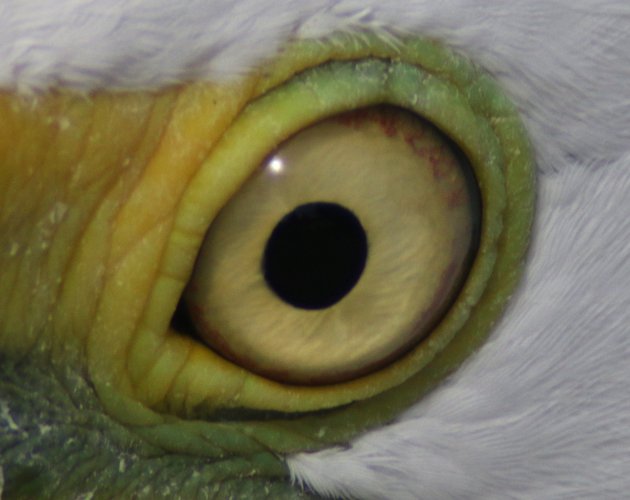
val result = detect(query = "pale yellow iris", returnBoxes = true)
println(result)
[187,106,478,384]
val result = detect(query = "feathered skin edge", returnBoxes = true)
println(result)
[1,1,629,498]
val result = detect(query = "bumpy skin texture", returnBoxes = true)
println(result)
[1,1,629,499]
[0,357,311,499]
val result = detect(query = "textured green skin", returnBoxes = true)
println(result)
[0,355,317,499]
[0,35,534,499]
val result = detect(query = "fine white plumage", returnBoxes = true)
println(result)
[2,1,629,498]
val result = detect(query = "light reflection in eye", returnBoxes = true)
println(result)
[267,156,286,175]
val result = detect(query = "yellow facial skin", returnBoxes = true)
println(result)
[0,84,253,407]
[0,34,534,497]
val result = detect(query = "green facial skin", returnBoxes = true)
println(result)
[0,34,534,498]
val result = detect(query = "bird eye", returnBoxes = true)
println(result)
[0,33,534,464]
[181,104,480,385]
[147,33,535,435]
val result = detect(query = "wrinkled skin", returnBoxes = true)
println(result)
[1,1,629,499]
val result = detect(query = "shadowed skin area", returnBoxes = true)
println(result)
[0,34,533,498]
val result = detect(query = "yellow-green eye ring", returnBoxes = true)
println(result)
[105,34,533,453]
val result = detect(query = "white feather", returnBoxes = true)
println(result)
[2,1,629,498]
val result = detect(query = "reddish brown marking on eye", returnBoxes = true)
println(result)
[377,113,398,137]
[404,134,427,157]
[337,108,400,138]
[428,149,447,180]
[405,135,448,180]
[336,109,371,129]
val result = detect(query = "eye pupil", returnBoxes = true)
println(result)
[262,201,368,310]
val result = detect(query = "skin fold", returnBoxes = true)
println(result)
[1,1,629,499]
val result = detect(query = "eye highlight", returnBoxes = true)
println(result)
[183,105,480,385]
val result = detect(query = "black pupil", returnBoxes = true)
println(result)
[262,201,368,310]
